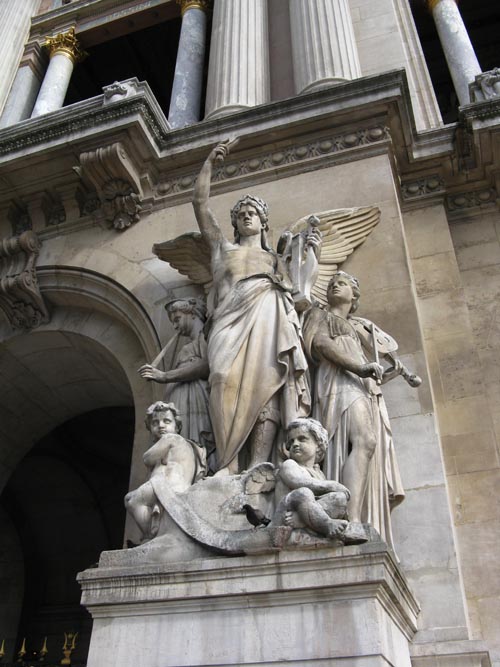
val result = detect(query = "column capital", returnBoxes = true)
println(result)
[427,0,457,10]
[176,0,210,17]
[43,27,87,64]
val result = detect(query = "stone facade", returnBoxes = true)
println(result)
[0,0,498,665]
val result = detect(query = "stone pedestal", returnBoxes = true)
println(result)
[79,543,420,666]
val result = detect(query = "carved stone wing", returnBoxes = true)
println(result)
[287,207,380,307]
[242,462,277,495]
[153,232,213,289]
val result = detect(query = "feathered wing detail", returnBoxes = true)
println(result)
[153,232,213,290]
[287,207,380,307]
[242,462,277,495]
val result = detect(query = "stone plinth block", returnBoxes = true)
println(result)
[79,543,419,666]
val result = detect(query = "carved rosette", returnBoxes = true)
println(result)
[0,231,50,330]
[43,27,87,64]
[79,143,144,230]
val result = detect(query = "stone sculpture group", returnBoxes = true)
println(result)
[131,139,420,559]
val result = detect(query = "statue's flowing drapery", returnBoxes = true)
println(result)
[208,276,310,468]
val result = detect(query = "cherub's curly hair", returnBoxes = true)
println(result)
[144,401,182,435]
[285,417,329,463]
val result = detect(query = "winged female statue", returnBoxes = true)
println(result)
[153,139,380,475]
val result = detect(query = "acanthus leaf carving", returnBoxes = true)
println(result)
[0,231,50,330]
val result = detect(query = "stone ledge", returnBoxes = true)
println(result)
[78,543,420,667]
[411,639,491,667]
[79,543,420,640]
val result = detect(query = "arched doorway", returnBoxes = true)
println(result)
[0,268,163,663]
[0,406,134,665]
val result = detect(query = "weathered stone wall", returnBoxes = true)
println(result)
[404,205,500,666]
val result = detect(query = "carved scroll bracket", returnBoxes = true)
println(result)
[79,142,146,231]
[0,231,50,330]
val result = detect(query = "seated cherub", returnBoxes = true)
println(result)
[243,418,350,541]
[125,401,207,541]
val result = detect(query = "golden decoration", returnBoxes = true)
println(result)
[43,27,87,64]
[176,0,211,16]
[427,0,458,10]
[61,632,78,665]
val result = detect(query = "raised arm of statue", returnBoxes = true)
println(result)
[193,138,239,248]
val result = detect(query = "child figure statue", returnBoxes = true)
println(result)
[125,401,207,541]
[244,418,355,543]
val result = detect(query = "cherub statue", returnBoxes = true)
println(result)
[243,418,351,542]
[138,297,215,467]
[303,271,419,552]
[153,138,380,475]
[125,401,207,541]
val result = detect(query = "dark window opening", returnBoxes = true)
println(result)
[0,406,134,665]
[410,0,500,123]
[65,17,183,118]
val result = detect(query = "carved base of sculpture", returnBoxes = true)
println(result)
[79,542,420,667]
[105,469,380,570]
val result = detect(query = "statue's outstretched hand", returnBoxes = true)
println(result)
[208,137,239,164]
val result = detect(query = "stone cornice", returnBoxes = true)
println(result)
[0,69,498,233]
[31,0,177,38]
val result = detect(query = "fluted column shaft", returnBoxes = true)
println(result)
[289,0,361,95]
[168,0,209,128]
[428,0,481,106]
[205,0,270,119]
[31,27,86,118]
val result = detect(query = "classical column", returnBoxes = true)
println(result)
[289,0,361,95]
[31,27,86,118]
[427,0,481,106]
[168,0,210,129]
[205,0,270,120]
[0,0,40,115]
[0,43,45,128]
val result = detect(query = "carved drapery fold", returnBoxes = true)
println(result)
[0,231,49,330]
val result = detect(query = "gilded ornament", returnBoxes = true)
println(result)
[176,0,210,16]
[43,27,87,64]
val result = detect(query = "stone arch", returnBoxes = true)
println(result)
[0,266,165,494]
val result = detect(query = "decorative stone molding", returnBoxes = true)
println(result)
[102,79,142,104]
[157,125,391,200]
[79,142,145,230]
[177,0,210,15]
[0,231,49,330]
[446,188,497,212]
[0,80,170,157]
[41,190,66,226]
[469,68,500,103]
[400,175,445,203]
[75,183,100,217]
[43,26,87,64]
[7,200,32,235]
